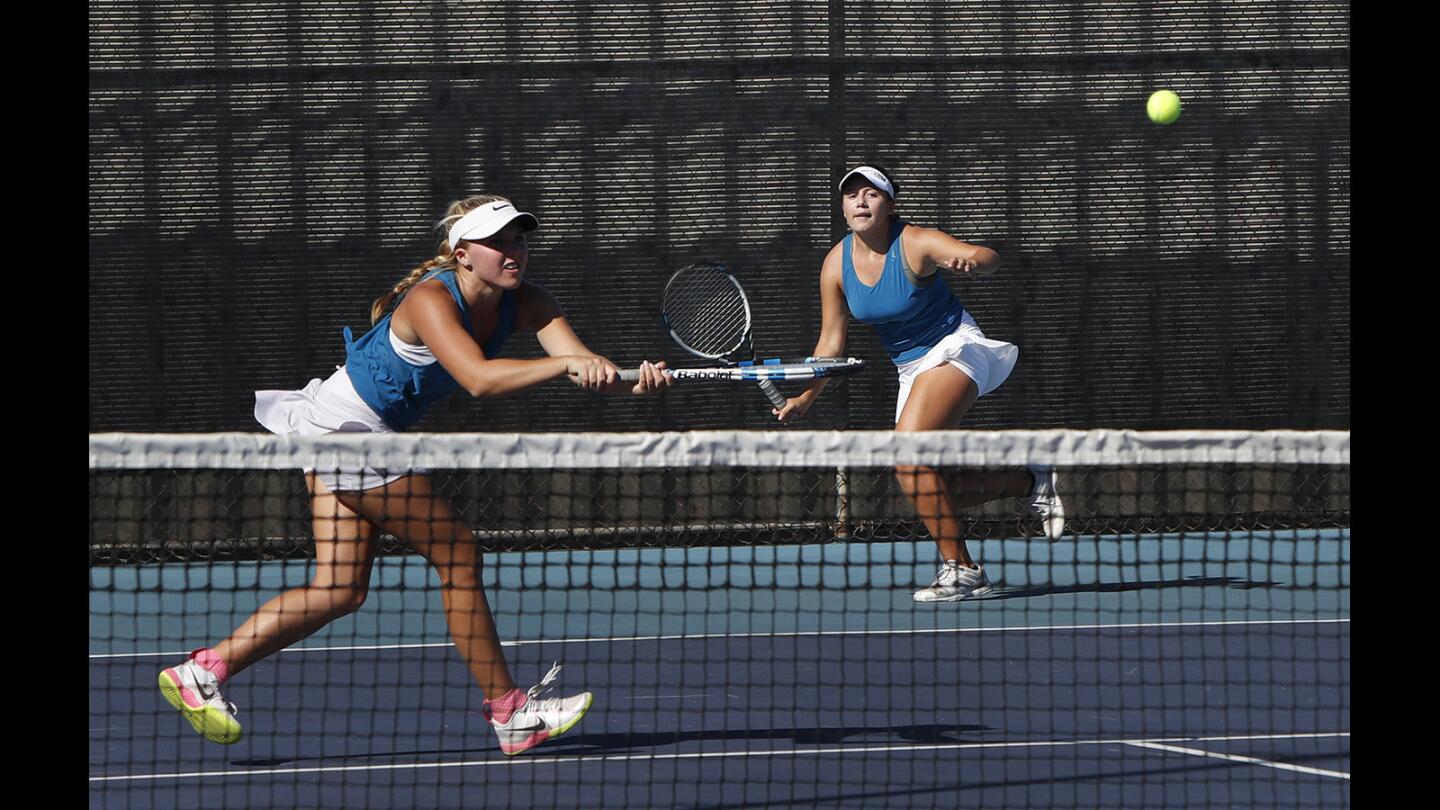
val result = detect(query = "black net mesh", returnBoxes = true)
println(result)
[89,430,1350,808]
[89,1,1349,433]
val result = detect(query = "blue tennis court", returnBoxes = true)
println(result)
[90,530,1350,809]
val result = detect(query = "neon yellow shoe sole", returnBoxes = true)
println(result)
[500,692,593,756]
[158,670,243,745]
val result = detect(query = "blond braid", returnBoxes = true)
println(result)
[370,259,448,323]
[369,193,512,324]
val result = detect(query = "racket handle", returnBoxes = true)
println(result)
[616,369,790,410]
[756,378,788,409]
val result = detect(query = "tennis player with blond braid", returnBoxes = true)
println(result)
[158,195,672,754]
[777,165,1064,602]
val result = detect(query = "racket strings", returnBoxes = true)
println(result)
[665,270,750,358]
[671,298,746,355]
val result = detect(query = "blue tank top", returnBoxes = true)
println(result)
[841,222,966,364]
[343,270,517,430]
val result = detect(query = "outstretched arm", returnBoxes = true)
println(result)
[526,283,672,395]
[908,227,1002,277]
[403,283,577,397]
[775,249,849,423]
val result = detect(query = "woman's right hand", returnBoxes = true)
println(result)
[564,355,621,391]
[774,393,814,423]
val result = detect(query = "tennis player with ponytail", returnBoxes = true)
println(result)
[777,165,1064,602]
[158,194,672,754]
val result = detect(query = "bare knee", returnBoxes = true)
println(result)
[308,580,369,616]
[895,464,937,495]
[428,532,484,590]
[336,585,369,615]
[435,559,484,591]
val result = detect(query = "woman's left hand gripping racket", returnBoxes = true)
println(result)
[618,263,864,408]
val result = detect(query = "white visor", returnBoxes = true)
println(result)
[838,166,895,198]
[447,200,540,250]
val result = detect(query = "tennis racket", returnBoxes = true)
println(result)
[618,263,863,404]
[621,356,865,382]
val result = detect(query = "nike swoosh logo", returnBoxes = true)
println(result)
[196,681,217,701]
[506,717,546,732]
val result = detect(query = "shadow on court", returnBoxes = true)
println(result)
[984,575,1293,601]
[230,723,990,767]
[558,722,993,753]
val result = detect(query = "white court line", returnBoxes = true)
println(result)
[1126,740,1350,780]
[89,617,1351,659]
[89,732,1349,783]
[89,642,445,660]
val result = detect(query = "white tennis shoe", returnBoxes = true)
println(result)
[489,663,593,756]
[1026,466,1066,542]
[914,561,994,602]
[158,653,243,745]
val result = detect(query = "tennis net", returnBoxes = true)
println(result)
[89,430,1350,808]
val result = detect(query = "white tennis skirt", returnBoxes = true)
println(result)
[893,313,1019,423]
[254,366,421,492]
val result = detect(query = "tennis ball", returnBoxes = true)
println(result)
[1147,90,1182,125]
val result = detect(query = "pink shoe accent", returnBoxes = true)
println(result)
[192,648,230,684]
[499,730,550,755]
[162,668,204,709]
[485,688,528,725]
